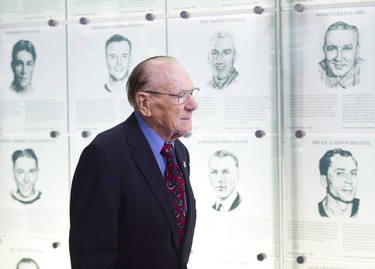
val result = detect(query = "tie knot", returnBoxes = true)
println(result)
[161,143,174,159]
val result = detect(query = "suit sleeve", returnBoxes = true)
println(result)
[69,143,120,269]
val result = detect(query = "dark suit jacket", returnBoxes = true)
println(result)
[69,112,196,269]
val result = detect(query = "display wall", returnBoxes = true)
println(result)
[1,1,375,268]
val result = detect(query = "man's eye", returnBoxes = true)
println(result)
[179,92,189,98]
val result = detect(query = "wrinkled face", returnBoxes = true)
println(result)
[12,50,35,90]
[324,29,359,78]
[18,262,38,269]
[208,37,236,80]
[13,157,38,198]
[208,156,239,200]
[323,155,358,203]
[106,41,131,81]
[145,63,198,141]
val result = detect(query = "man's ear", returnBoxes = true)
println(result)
[136,92,151,118]
[320,175,328,187]
[356,44,361,59]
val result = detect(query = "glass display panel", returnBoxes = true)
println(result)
[67,0,165,20]
[168,12,277,134]
[0,135,70,243]
[0,0,65,25]
[283,134,375,267]
[167,0,275,15]
[282,5,375,134]
[68,19,166,133]
[0,25,68,133]
[281,0,375,9]
[182,134,280,268]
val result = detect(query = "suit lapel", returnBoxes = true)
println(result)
[123,114,179,250]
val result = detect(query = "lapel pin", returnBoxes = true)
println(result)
[183,161,187,168]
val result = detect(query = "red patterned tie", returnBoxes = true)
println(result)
[160,143,186,247]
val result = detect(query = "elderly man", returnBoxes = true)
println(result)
[207,31,239,90]
[319,21,363,88]
[10,40,37,93]
[318,148,359,218]
[70,56,198,269]
[104,34,132,94]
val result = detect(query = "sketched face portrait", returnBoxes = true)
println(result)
[323,29,359,78]
[321,154,358,203]
[208,35,236,80]
[10,40,37,93]
[106,40,132,82]
[14,156,38,198]
[12,50,35,90]
[208,155,239,200]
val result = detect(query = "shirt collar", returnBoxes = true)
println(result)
[216,191,238,212]
[135,112,174,174]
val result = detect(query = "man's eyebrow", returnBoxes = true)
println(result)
[332,167,345,171]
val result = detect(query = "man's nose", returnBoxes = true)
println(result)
[24,173,30,183]
[185,95,198,111]
[21,64,26,74]
[216,53,225,63]
[215,174,225,183]
[335,49,344,61]
[344,174,354,183]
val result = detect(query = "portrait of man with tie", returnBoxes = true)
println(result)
[69,56,198,269]
[208,149,242,212]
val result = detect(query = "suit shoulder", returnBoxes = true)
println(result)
[92,122,126,144]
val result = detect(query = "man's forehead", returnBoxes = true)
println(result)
[325,29,357,44]
[329,155,356,169]
[155,63,193,91]
[15,156,37,165]
[210,38,234,49]
[210,156,236,165]
[107,41,130,51]
[16,50,33,59]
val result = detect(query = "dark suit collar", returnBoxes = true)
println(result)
[122,112,182,251]
[229,192,241,211]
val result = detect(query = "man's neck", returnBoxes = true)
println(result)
[11,83,33,94]
[323,196,353,218]
[107,78,127,93]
